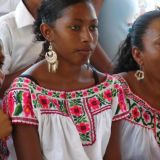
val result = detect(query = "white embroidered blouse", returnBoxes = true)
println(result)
[3,74,128,160]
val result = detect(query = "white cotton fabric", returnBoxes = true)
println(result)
[37,111,112,160]
[0,0,42,74]
[120,120,160,160]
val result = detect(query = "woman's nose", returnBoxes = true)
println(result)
[80,28,94,43]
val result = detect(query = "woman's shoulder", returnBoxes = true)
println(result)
[22,60,46,77]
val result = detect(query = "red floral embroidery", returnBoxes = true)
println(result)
[104,81,109,87]
[31,94,36,100]
[114,84,120,89]
[23,92,34,117]
[132,107,140,119]
[4,75,128,146]
[7,92,15,115]
[77,122,90,134]
[83,91,88,97]
[38,95,50,108]
[143,112,150,123]
[70,106,83,117]
[71,92,76,98]
[88,97,100,110]
[48,91,53,96]
[60,93,66,99]
[36,86,42,91]
[93,87,99,92]
[24,79,31,83]
[103,90,112,101]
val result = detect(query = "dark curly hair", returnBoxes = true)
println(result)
[34,0,92,61]
[113,9,160,73]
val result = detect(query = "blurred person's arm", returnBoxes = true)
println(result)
[0,66,30,98]
[0,70,4,88]
[0,109,12,139]
[91,43,113,73]
[92,0,104,15]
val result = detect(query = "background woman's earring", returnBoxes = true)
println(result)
[135,68,144,80]
[45,42,58,72]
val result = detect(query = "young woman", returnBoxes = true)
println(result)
[112,10,160,160]
[3,0,128,159]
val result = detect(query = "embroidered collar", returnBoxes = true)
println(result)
[114,74,160,145]
[7,75,127,146]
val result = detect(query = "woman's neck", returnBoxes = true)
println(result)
[125,71,160,110]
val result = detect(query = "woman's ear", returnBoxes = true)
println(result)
[132,47,144,66]
[40,23,54,42]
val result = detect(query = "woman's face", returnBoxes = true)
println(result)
[49,2,98,66]
[140,17,160,81]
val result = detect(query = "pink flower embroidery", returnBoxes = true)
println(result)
[38,95,50,108]
[70,106,83,117]
[88,97,100,110]
[60,93,66,99]
[114,84,120,89]
[104,82,109,87]
[48,91,53,97]
[77,122,90,134]
[132,107,140,119]
[143,112,150,123]
[103,90,112,102]
[36,86,42,91]
[83,91,88,97]
[22,92,34,117]
[24,79,31,83]
[93,87,99,92]
[71,92,76,98]
[31,94,36,100]
[7,92,15,116]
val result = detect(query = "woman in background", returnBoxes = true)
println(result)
[111,10,160,160]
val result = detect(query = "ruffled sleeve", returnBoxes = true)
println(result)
[3,78,38,125]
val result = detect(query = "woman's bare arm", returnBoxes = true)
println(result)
[103,121,122,160]
[12,124,43,160]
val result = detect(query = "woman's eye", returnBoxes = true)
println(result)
[89,25,98,31]
[70,25,80,31]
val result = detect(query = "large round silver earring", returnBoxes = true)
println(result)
[135,66,144,80]
[45,42,58,72]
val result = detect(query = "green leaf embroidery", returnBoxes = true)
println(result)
[14,103,23,116]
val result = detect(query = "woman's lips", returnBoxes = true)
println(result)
[76,48,93,56]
